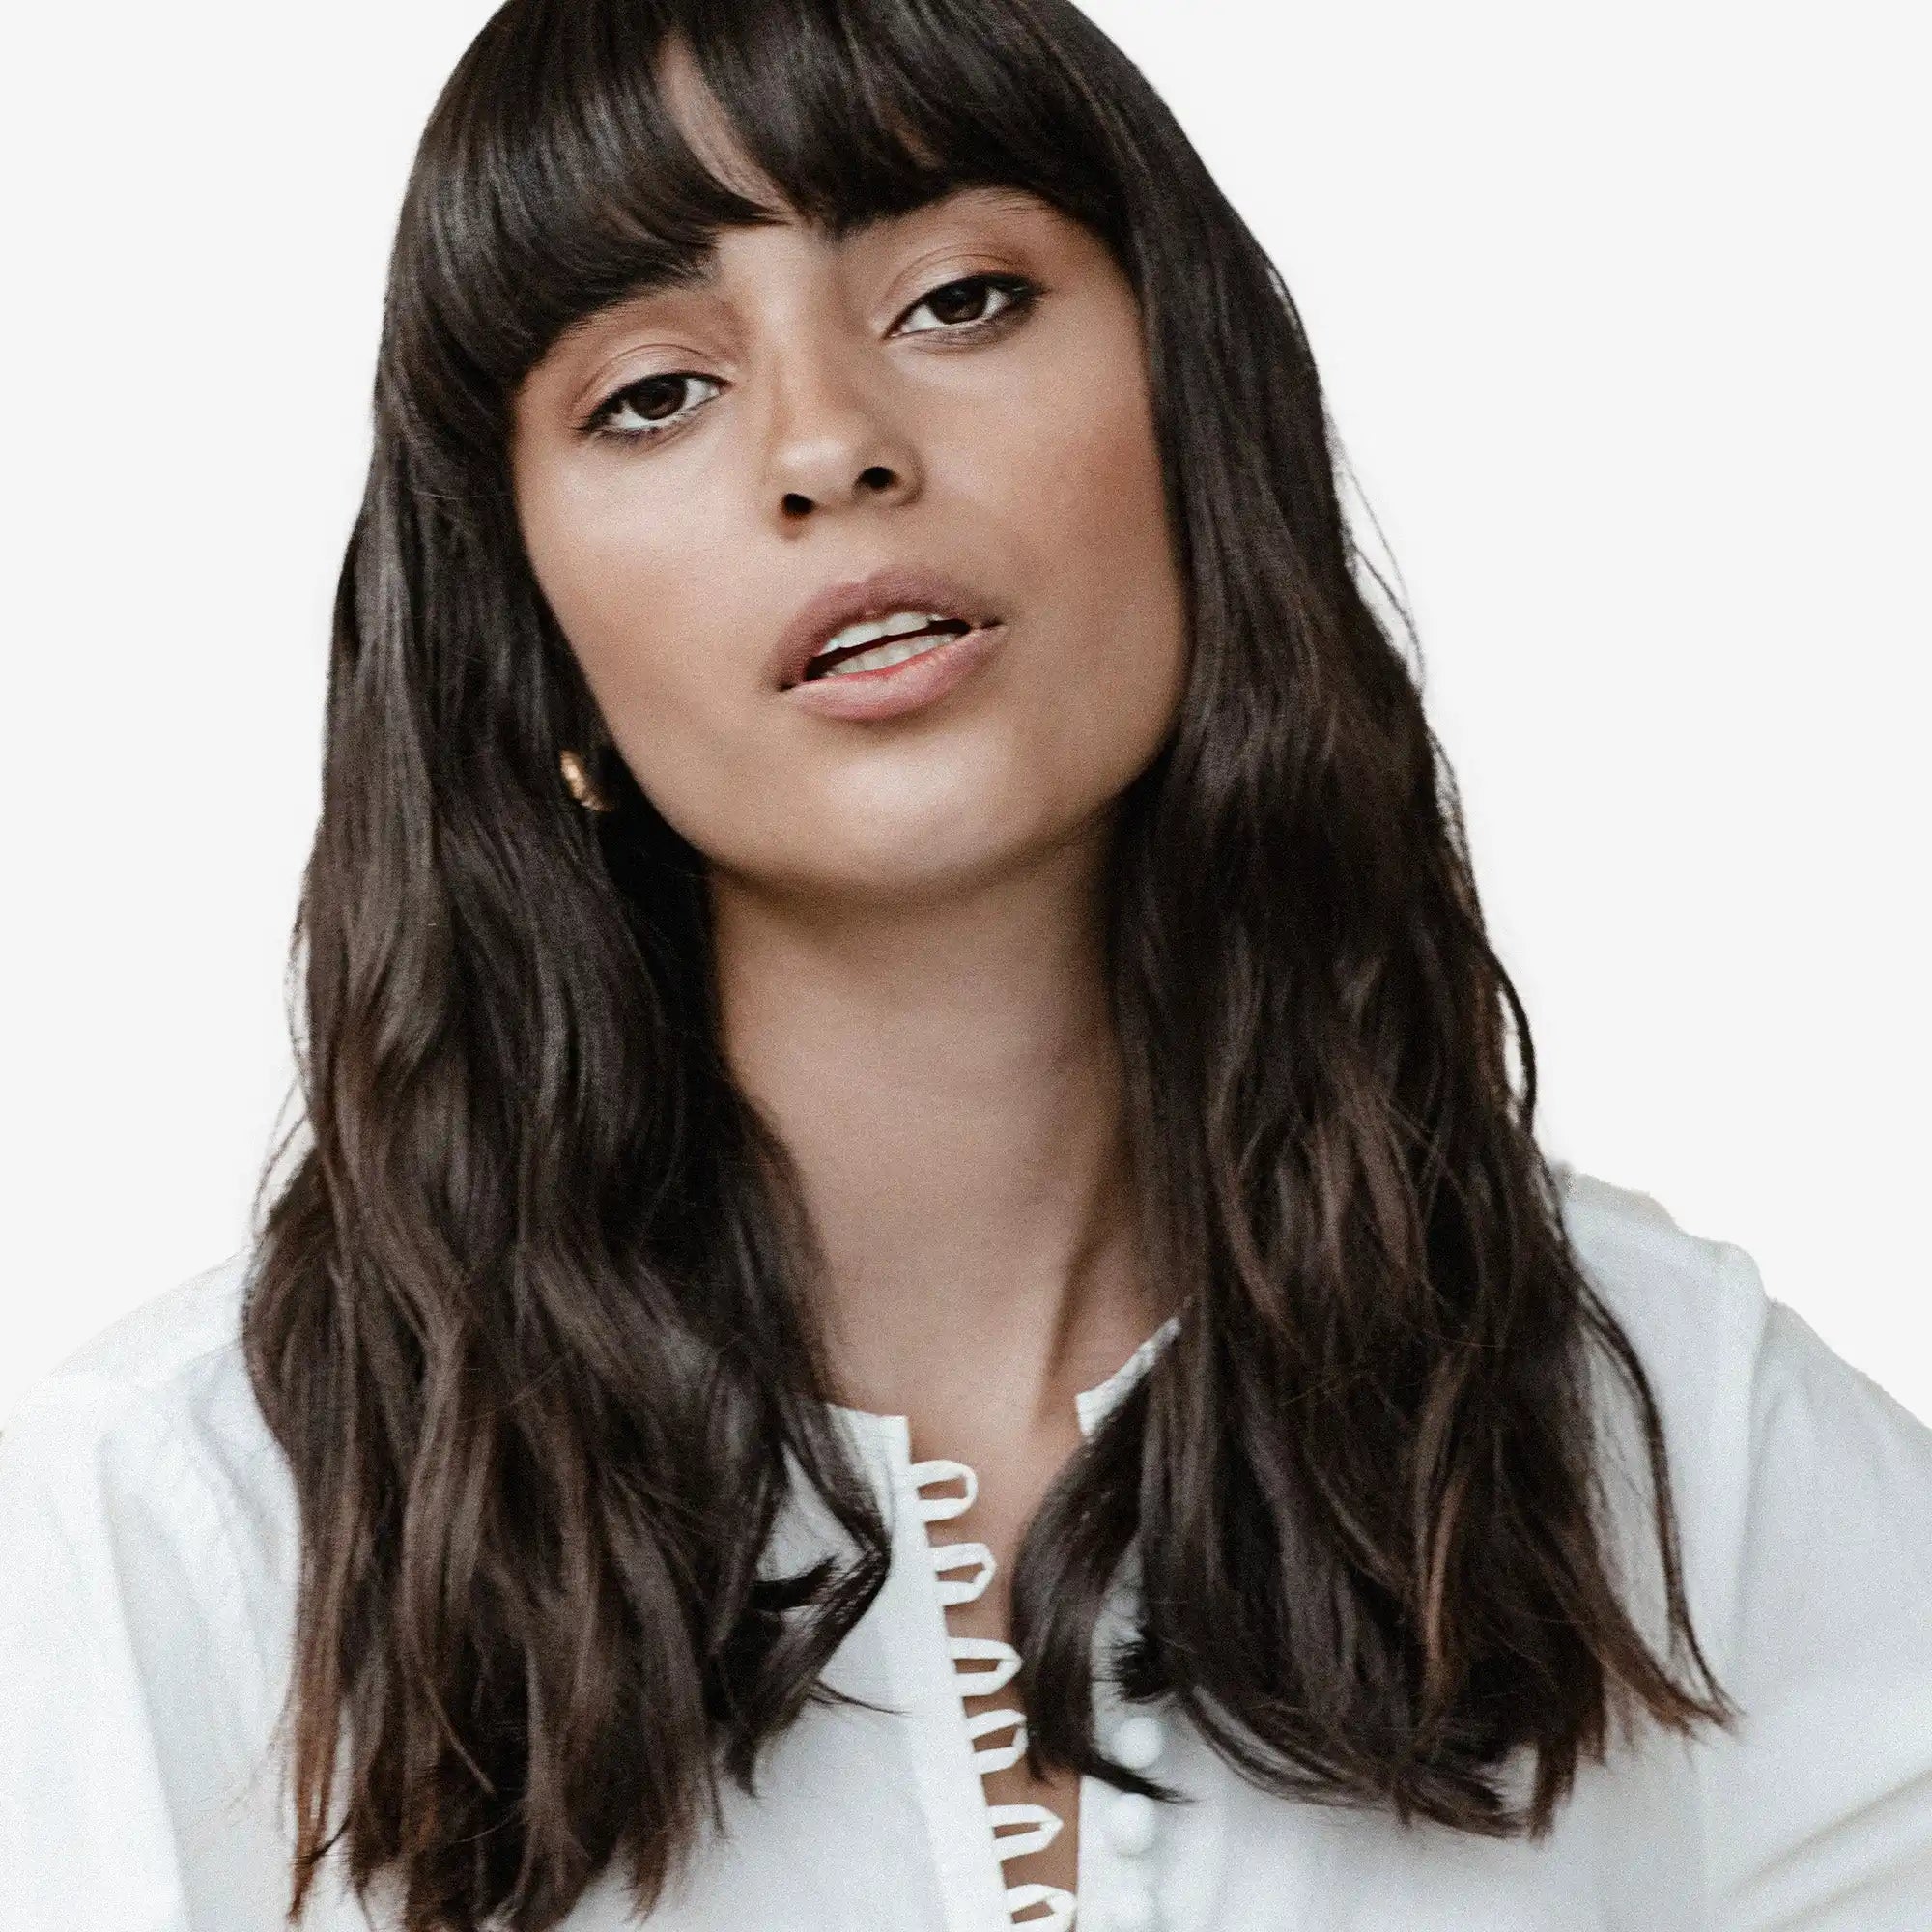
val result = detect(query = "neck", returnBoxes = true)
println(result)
[709,828,1165,1443]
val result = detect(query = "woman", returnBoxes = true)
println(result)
[3,1,1927,1928]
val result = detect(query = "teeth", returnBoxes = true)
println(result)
[822,632,953,677]
[811,609,958,660]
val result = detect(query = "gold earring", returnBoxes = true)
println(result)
[558,748,616,813]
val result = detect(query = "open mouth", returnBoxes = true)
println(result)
[800,617,977,682]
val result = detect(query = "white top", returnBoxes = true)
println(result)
[3,1166,1930,1931]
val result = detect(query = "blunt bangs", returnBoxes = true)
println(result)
[398,0,1134,429]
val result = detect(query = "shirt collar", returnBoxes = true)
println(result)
[827,1311,1181,1454]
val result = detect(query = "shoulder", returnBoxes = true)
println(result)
[0,1245,297,1700]
[1551,1161,1785,1485]
[1553,1160,1769,1366]
[1549,1162,1932,1692]
[0,1252,312,1908]
[1549,1158,1917,1464]
[2,1242,270,1482]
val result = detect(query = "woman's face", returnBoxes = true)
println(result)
[510,76,1187,910]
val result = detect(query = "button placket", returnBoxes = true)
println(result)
[1068,1328,1181,1932]
[1107,1712,1167,1773]
[950,1634,1024,1697]
[1080,1698,1171,1931]
[863,1320,1179,1932]
[911,1455,1078,1932]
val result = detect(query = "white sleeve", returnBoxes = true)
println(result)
[1696,1251,1932,1930]
[0,1371,293,1932]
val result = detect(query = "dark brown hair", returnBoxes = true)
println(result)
[243,1,1737,1925]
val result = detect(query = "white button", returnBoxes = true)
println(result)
[1104,1790,1159,1857]
[1108,1712,1167,1771]
[1099,1878,1159,1931]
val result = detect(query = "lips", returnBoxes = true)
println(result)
[769,563,1003,691]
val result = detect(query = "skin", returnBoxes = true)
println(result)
[510,41,1189,1902]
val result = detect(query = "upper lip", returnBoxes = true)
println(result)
[770,563,1002,689]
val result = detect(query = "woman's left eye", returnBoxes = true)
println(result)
[895,272,1041,339]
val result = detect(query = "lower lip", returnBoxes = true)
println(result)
[784,623,1007,721]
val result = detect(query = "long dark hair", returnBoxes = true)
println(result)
[244,1,1737,1925]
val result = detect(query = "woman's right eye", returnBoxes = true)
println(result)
[583,371,724,443]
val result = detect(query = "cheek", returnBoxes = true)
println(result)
[999,340,1189,788]
[520,471,693,700]
[517,467,762,829]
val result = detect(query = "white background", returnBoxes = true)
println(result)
[2,2,1925,1425]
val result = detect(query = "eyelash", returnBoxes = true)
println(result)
[579,271,1043,446]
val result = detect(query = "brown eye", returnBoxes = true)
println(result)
[896,273,1040,340]
[618,376,689,422]
[589,372,723,441]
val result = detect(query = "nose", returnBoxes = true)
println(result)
[761,335,923,525]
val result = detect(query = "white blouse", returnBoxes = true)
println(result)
[3,1165,1930,1931]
